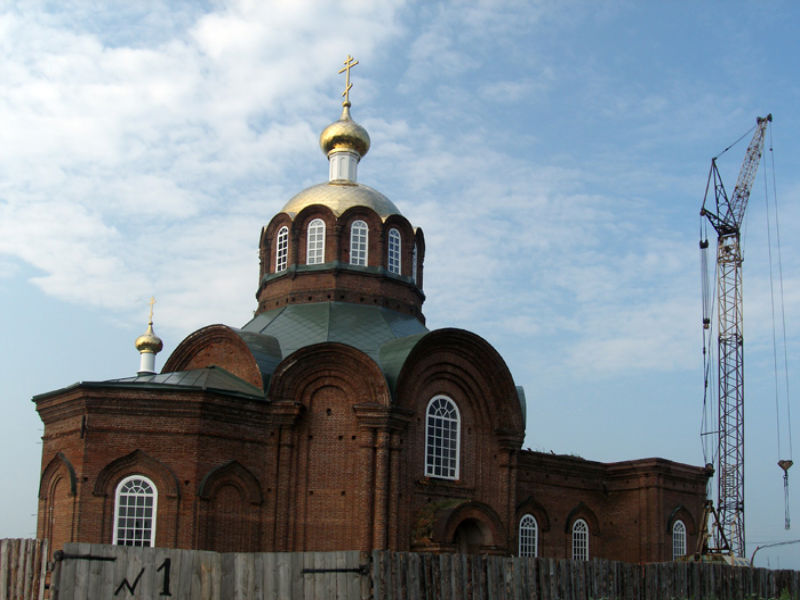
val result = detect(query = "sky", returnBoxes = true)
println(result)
[1,0,799,569]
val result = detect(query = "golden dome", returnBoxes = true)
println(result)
[281,181,401,220]
[320,105,370,158]
[135,322,163,354]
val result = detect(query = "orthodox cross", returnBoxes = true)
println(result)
[338,55,359,106]
[148,296,156,324]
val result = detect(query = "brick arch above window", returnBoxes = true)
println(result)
[269,342,391,409]
[666,504,697,535]
[198,460,263,506]
[93,449,180,500]
[563,501,600,534]
[516,495,551,532]
[39,451,77,499]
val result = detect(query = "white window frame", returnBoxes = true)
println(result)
[388,228,401,274]
[113,475,158,547]
[424,395,460,480]
[572,518,589,560]
[350,220,368,266]
[518,514,538,557]
[275,226,289,272]
[307,218,325,265]
[412,242,418,284]
[672,519,687,559]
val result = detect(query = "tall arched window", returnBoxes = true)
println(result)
[275,226,289,272]
[387,228,401,274]
[113,475,157,547]
[572,519,589,560]
[425,395,460,480]
[307,219,325,265]
[350,220,368,266]
[672,520,687,559]
[518,514,538,557]
[412,242,418,284]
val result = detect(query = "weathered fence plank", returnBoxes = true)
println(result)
[17,542,798,600]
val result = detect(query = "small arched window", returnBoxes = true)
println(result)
[113,475,157,547]
[388,228,401,274]
[275,226,289,272]
[672,520,687,559]
[412,242,418,284]
[425,395,460,480]
[307,218,325,265]
[350,220,368,266]
[518,514,538,557]
[572,519,589,560]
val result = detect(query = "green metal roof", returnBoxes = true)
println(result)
[104,366,265,399]
[240,302,428,364]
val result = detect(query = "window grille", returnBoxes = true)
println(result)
[572,519,589,560]
[425,395,460,479]
[113,475,157,547]
[276,226,289,272]
[307,219,325,265]
[350,220,368,266]
[519,514,538,557]
[672,520,687,559]
[388,228,401,274]
[412,242,418,283]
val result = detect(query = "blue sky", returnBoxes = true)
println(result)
[1,0,799,568]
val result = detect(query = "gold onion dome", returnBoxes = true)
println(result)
[135,322,163,354]
[320,104,370,158]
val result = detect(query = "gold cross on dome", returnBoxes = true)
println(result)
[338,55,359,106]
[148,296,156,323]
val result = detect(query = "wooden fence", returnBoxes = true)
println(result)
[4,540,800,599]
[0,538,48,600]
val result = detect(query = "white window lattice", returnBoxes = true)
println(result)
[388,228,401,274]
[572,519,589,561]
[672,520,687,560]
[519,514,538,557]
[425,395,460,480]
[276,226,289,272]
[350,220,368,266]
[412,242,418,284]
[113,475,157,547]
[307,219,325,265]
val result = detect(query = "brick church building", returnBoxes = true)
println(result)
[35,61,709,564]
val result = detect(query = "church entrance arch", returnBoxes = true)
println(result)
[452,518,490,554]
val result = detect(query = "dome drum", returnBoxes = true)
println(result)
[256,266,425,322]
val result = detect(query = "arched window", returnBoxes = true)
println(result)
[350,220,368,266]
[412,242,418,284]
[572,519,589,560]
[672,519,687,559]
[113,475,157,547]
[518,514,538,557]
[275,226,289,272]
[388,228,401,274]
[307,218,325,265]
[425,395,460,480]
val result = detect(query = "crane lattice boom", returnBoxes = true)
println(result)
[700,114,771,558]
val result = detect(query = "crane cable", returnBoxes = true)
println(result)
[763,124,794,529]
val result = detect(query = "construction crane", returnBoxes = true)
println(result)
[699,113,772,558]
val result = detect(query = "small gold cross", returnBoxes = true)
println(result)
[148,296,156,323]
[338,55,359,106]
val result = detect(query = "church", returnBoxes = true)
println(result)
[34,58,709,564]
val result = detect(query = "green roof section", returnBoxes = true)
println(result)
[105,366,266,399]
[240,302,428,364]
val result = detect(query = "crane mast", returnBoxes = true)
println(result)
[700,114,771,557]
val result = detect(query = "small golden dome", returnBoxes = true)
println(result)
[320,105,370,158]
[135,322,163,354]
